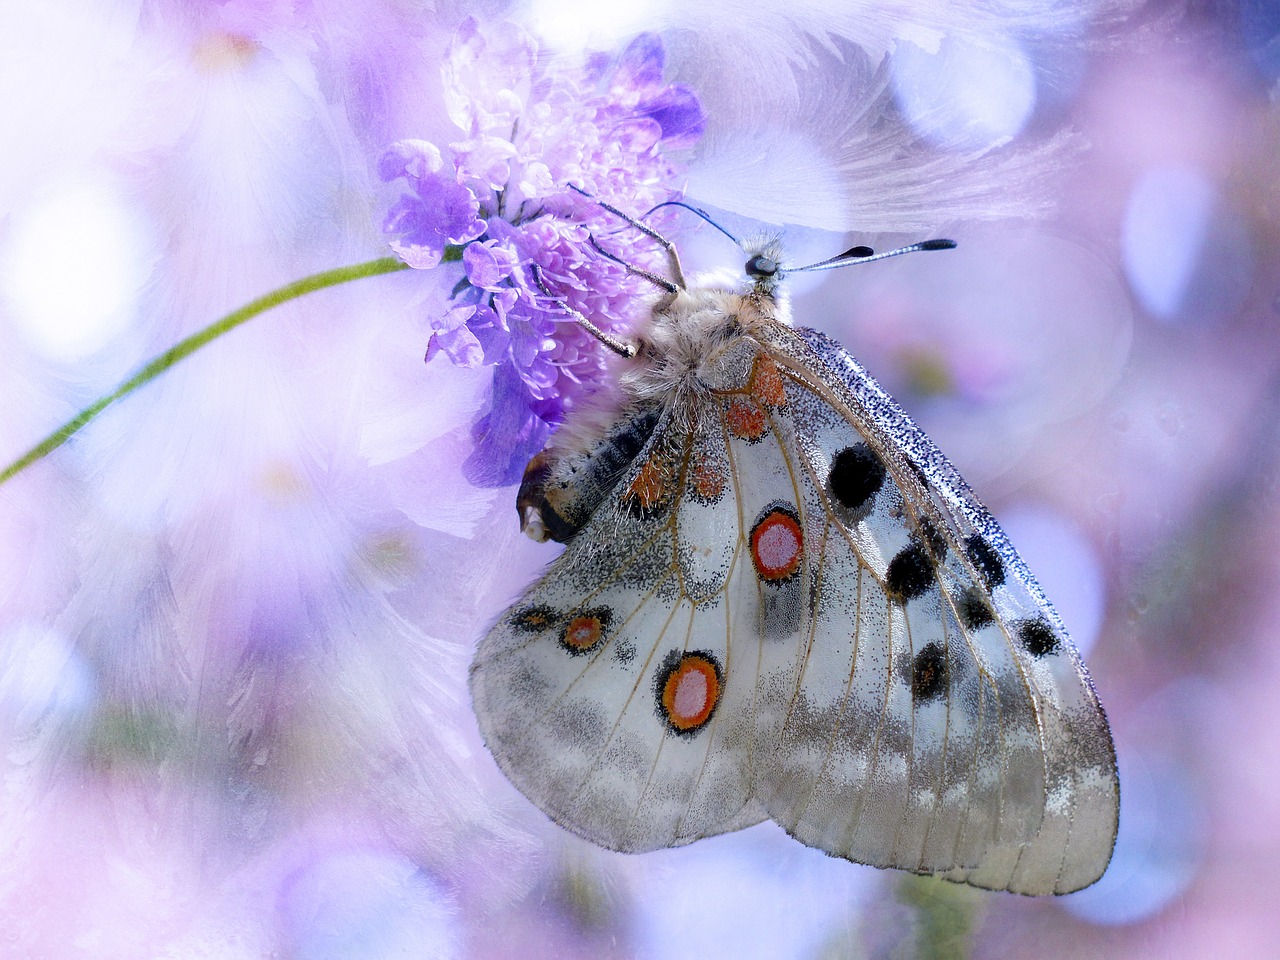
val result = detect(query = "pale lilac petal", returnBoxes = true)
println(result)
[462,365,553,488]
[462,240,517,290]
[384,174,485,269]
[452,135,517,189]
[612,33,665,93]
[443,18,536,134]
[642,84,706,148]
[378,139,443,182]
[433,324,484,366]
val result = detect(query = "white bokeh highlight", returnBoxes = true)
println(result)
[278,848,458,960]
[1,175,156,362]
[526,0,674,53]
[1122,165,1215,321]
[892,34,1036,150]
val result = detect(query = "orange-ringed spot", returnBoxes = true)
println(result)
[750,504,803,582]
[512,604,558,632]
[559,607,612,655]
[750,354,787,406]
[725,397,767,441]
[655,650,722,735]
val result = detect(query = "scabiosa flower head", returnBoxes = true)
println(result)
[380,18,704,487]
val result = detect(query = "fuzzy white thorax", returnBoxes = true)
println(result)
[533,267,792,470]
[626,269,793,395]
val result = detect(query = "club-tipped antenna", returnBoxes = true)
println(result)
[791,238,956,273]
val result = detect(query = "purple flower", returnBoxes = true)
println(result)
[381,19,704,486]
[609,33,705,149]
[379,140,485,270]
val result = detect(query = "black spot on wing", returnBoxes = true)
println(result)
[956,586,994,630]
[919,517,948,561]
[912,642,948,702]
[828,443,885,512]
[885,542,934,604]
[511,604,559,632]
[1017,618,1060,658]
[965,534,1005,589]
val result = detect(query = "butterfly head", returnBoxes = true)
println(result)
[742,238,789,298]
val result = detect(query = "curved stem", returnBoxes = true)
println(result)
[0,255,412,486]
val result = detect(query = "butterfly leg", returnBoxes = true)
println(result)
[568,183,687,290]
[528,264,637,358]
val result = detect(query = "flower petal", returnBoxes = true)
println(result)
[378,139,444,182]
[463,365,555,488]
[642,84,706,148]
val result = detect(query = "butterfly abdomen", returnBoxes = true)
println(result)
[517,404,663,543]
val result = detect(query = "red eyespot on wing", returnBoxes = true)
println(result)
[690,456,727,502]
[750,505,803,582]
[559,608,611,654]
[657,651,722,734]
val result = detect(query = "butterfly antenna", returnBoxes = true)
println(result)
[641,200,744,248]
[527,263,638,358]
[569,183,686,289]
[791,238,956,273]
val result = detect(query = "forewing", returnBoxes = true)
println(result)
[755,325,1118,895]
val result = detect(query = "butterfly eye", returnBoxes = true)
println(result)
[744,254,778,278]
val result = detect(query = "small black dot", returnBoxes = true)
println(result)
[965,534,1006,589]
[912,642,948,702]
[885,543,934,604]
[956,587,994,630]
[829,444,886,512]
[1017,618,1060,658]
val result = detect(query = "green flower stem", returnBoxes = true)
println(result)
[0,255,411,486]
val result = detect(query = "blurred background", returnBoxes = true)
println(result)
[1,1,1276,957]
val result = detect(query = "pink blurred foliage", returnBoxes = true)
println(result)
[1,1,1279,958]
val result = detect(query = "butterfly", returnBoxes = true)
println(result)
[469,199,1119,896]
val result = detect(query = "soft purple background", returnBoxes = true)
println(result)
[1,2,1276,958]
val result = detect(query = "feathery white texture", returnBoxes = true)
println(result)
[576,0,1134,231]
[683,46,1079,231]
[529,0,1116,71]
[0,6,528,953]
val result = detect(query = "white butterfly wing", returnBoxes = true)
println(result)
[471,321,1117,895]
[756,325,1118,894]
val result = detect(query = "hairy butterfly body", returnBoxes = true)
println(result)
[470,228,1118,895]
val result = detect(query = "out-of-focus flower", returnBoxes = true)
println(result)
[380,18,704,486]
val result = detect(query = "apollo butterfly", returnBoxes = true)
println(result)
[469,198,1118,895]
